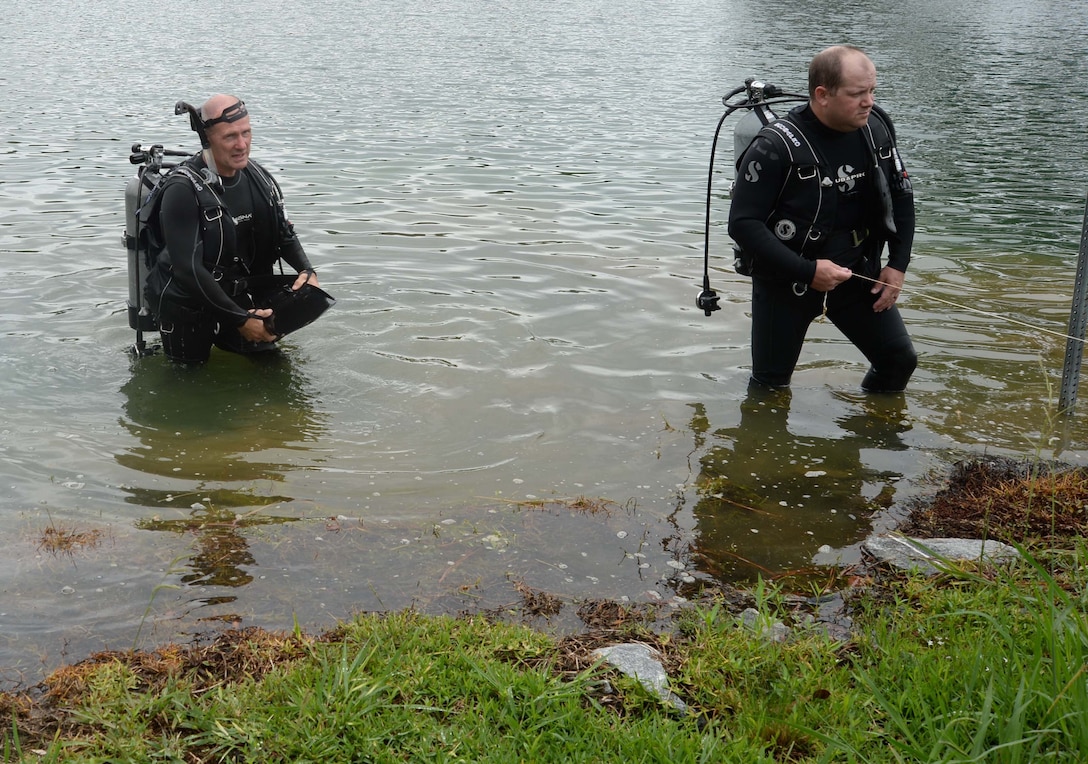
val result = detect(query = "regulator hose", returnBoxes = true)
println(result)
[697,82,807,317]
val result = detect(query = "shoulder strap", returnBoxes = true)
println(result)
[862,104,898,162]
[760,116,821,172]
[244,158,284,204]
[137,157,226,234]
[754,114,826,195]
[173,163,226,225]
[862,106,899,234]
[869,103,896,142]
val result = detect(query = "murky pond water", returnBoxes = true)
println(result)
[3,0,1088,687]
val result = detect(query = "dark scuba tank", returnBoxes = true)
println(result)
[125,143,170,334]
[124,143,189,342]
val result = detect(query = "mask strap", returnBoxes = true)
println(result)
[201,100,248,129]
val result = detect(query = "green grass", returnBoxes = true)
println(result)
[5,545,1088,763]
[828,547,1088,763]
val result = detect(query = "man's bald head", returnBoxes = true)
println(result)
[200,94,252,176]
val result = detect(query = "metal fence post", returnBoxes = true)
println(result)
[1058,193,1088,414]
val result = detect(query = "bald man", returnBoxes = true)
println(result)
[728,46,917,392]
[142,94,321,364]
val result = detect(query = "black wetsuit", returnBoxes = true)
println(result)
[143,154,313,364]
[728,103,917,391]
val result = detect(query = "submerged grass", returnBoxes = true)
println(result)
[5,458,1088,762]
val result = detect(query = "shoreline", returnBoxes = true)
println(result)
[4,454,1088,759]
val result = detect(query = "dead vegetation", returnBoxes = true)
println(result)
[899,456,1088,545]
[512,579,564,617]
[37,525,104,556]
[575,598,659,630]
[42,627,311,705]
[3,627,312,751]
[487,495,627,516]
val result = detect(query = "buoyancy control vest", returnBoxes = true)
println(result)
[733,103,911,277]
[139,154,299,317]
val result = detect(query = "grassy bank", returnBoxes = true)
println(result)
[4,458,1088,762]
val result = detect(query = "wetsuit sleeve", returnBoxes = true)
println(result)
[159,182,251,327]
[727,135,818,284]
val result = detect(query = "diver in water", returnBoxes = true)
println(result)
[728,46,917,392]
[142,94,322,364]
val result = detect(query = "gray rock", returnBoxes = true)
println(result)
[592,643,688,714]
[739,607,790,643]
[812,592,853,641]
[862,535,1020,575]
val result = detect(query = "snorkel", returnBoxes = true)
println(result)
[174,98,249,182]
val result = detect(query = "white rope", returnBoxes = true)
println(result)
[853,273,1085,345]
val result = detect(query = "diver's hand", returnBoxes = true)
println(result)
[871,266,905,312]
[239,308,277,342]
[811,259,852,292]
[291,269,319,290]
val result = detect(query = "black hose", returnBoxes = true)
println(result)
[695,104,743,315]
[701,111,730,288]
[720,85,747,106]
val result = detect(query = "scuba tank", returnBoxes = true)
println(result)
[731,84,784,176]
[124,143,190,355]
[696,78,808,315]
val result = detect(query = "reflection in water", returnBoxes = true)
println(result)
[118,349,325,492]
[117,350,325,600]
[137,506,298,598]
[687,383,912,581]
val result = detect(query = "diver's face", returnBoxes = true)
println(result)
[207,115,252,176]
[815,53,877,132]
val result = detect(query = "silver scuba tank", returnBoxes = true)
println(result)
[727,82,784,276]
[732,105,776,171]
[730,80,785,186]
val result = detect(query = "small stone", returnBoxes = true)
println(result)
[592,643,688,713]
